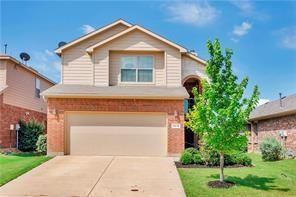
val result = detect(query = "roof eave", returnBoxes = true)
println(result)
[54,19,132,54]
[86,25,188,54]
[41,94,188,100]
[0,85,8,94]
[183,52,207,65]
[249,109,296,121]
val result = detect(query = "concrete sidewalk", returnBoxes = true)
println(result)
[0,156,185,197]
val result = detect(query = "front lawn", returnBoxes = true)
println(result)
[0,153,52,186]
[178,154,296,196]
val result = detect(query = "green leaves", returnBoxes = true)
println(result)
[18,119,45,152]
[186,39,259,155]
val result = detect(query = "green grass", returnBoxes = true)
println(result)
[178,154,296,197]
[0,153,52,186]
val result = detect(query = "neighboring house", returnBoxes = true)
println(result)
[0,55,55,148]
[248,94,296,154]
[42,19,207,156]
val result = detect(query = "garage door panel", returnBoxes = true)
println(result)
[66,113,167,156]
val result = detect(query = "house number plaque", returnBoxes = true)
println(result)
[171,123,181,129]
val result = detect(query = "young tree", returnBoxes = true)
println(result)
[186,39,259,182]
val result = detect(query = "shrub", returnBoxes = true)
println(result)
[180,148,200,165]
[18,119,45,152]
[180,146,252,166]
[36,134,47,154]
[225,153,252,166]
[193,153,203,164]
[260,137,285,161]
[185,147,198,155]
[180,151,193,165]
[199,143,220,166]
[235,153,252,166]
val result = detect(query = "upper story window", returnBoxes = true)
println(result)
[35,78,41,98]
[121,56,153,83]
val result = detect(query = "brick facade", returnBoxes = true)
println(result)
[0,94,47,148]
[47,98,185,156]
[248,114,296,154]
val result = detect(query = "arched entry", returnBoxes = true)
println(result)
[183,75,202,149]
[183,75,202,98]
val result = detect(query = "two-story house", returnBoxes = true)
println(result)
[0,55,55,148]
[42,19,207,156]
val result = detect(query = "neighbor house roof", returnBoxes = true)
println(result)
[41,84,189,100]
[55,19,132,54]
[0,55,56,85]
[249,94,296,121]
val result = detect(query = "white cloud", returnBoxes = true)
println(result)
[45,49,54,57]
[257,98,270,106]
[229,0,269,21]
[33,51,48,62]
[165,1,219,26]
[230,0,253,14]
[81,24,95,34]
[275,27,296,50]
[231,38,239,43]
[30,50,61,82]
[233,22,252,37]
[53,61,61,71]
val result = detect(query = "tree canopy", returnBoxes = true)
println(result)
[186,39,259,155]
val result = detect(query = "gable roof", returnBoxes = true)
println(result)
[249,94,296,121]
[0,55,56,85]
[86,25,188,53]
[55,19,132,54]
[55,19,206,66]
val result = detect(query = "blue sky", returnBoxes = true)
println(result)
[1,0,296,103]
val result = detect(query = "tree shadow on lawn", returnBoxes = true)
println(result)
[209,174,290,192]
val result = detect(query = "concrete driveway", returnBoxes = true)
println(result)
[0,156,185,197]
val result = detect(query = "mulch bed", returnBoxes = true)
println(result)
[0,148,21,154]
[208,180,235,188]
[175,161,252,168]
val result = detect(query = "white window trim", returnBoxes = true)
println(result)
[119,55,155,85]
[35,77,41,98]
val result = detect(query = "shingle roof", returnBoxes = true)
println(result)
[249,94,296,121]
[41,84,189,100]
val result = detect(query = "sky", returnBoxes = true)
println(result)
[1,0,296,103]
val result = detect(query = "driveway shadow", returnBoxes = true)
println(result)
[208,174,290,192]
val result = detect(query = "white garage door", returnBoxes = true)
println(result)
[66,112,167,156]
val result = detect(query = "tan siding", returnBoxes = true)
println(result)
[0,60,7,86]
[3,61,52,113]
[109,51,165,86]
[94,30,181,86]
[94,48,109,86]
[181,55,206,81]
[62,24,129,85]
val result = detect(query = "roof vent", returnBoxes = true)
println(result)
[189,50,198,56]
[279,93,286,107]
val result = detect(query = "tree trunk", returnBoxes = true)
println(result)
[219,152,224,182]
